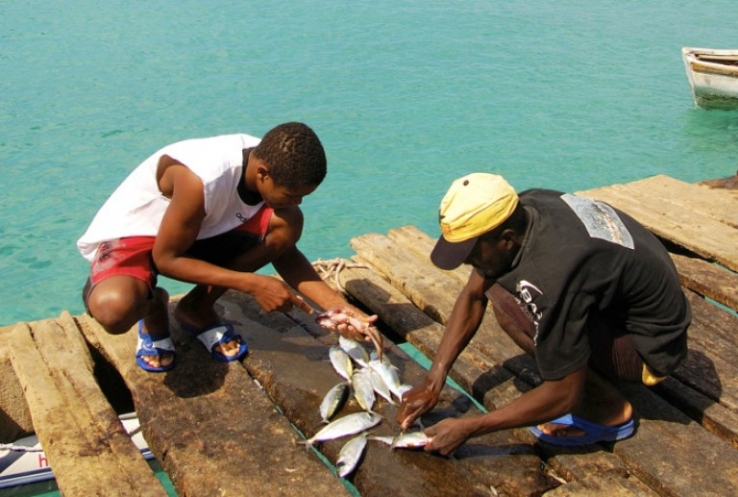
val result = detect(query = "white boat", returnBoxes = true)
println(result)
[0,412,153,489]
[682,47,738,109]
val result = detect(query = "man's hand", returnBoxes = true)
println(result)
[396,377,441,430]
[251,275,313,314]
[316,307,383,357]
[423,417,473,456]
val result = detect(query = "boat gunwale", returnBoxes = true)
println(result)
[682,47,738,77]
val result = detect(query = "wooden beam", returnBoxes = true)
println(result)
[76,311,348,497]
[8,313,166,497]
[672,253,738,312]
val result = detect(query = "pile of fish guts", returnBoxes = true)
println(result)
[301,335,431,478]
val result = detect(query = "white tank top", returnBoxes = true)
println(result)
[77,133,263,261]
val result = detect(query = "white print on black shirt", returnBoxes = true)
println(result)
[516,280,543,345]
[560,194,634,249]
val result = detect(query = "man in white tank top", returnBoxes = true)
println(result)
[77,122,378,372]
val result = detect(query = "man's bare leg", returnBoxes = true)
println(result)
[174,284,242,357]
[87,277,173,369]
[537,369,633,437]
[139,287,174,369]
[489,286,633,437]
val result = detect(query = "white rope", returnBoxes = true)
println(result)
[312,257,369,291]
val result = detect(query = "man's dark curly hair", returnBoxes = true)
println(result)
[253,122,327,189]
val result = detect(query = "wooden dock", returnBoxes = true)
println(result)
[1,174,737,496]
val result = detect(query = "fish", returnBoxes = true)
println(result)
[369,349,393,367]
[336,433,368,478]
[367,366,395,405]
[368,358,410,401]
[339,335,370,368]
[350,368,376,413]
[320,382,350,423]
[300,412,382,450]
[329,345,354,380]
[396,384,413,401]
[390,430,431,450]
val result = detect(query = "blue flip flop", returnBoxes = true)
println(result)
[529,414,635,447]
[136,320,176,372]
[181,322,248,362]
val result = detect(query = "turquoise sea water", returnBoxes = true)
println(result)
[2,1,738,326]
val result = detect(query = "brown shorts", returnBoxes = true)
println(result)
[487,283,660,384]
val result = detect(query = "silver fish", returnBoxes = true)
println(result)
[367,366,396,405]
[329,345,354,380]
[336,433,368,478]
[351,368,376,413]
[366,434,395,446]
[368,358,404,400]
[320,382,350,423]
[339,335,370,368]
[396,384,413,401]
[301,412,382,450]
[369,349,393,367]
[390,430,431,450]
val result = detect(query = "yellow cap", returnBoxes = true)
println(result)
[431,173,519,270]
[439,173,518,241]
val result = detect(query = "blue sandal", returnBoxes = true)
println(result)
[530,414,635,447]
[135,320,176,372]
[181,322,248,362]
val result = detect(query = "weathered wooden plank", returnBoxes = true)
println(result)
[685,287,738,353]
[602,175,738,228]
[653,377,738,450]
[667,292,738,433]
[8,313,166,497]
[350,232,468,326]
[218,290,552,497]
[542,472,660,496]
[672,253,738,312]
[348,228,738,496]
[0,325,34,442]
[576,181,738,272]
[616,384,738,496]
[670,309,738,411]
[76,311,347,497]
[385,225,472,285]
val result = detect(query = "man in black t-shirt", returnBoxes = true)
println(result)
[397,173,690,453]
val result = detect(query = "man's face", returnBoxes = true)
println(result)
[464,234,515,280]
[255,159,317,209]
[260,177,316,209]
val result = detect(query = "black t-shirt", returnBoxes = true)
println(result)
[494,189,690,380]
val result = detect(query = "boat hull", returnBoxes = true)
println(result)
[682,47,738,109]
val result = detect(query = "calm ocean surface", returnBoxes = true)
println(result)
[2,1,738,326]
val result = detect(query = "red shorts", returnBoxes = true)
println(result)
[89,236,158,290]
[83,206,273,304]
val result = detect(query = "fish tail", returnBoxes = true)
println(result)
[297,439,314,451]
